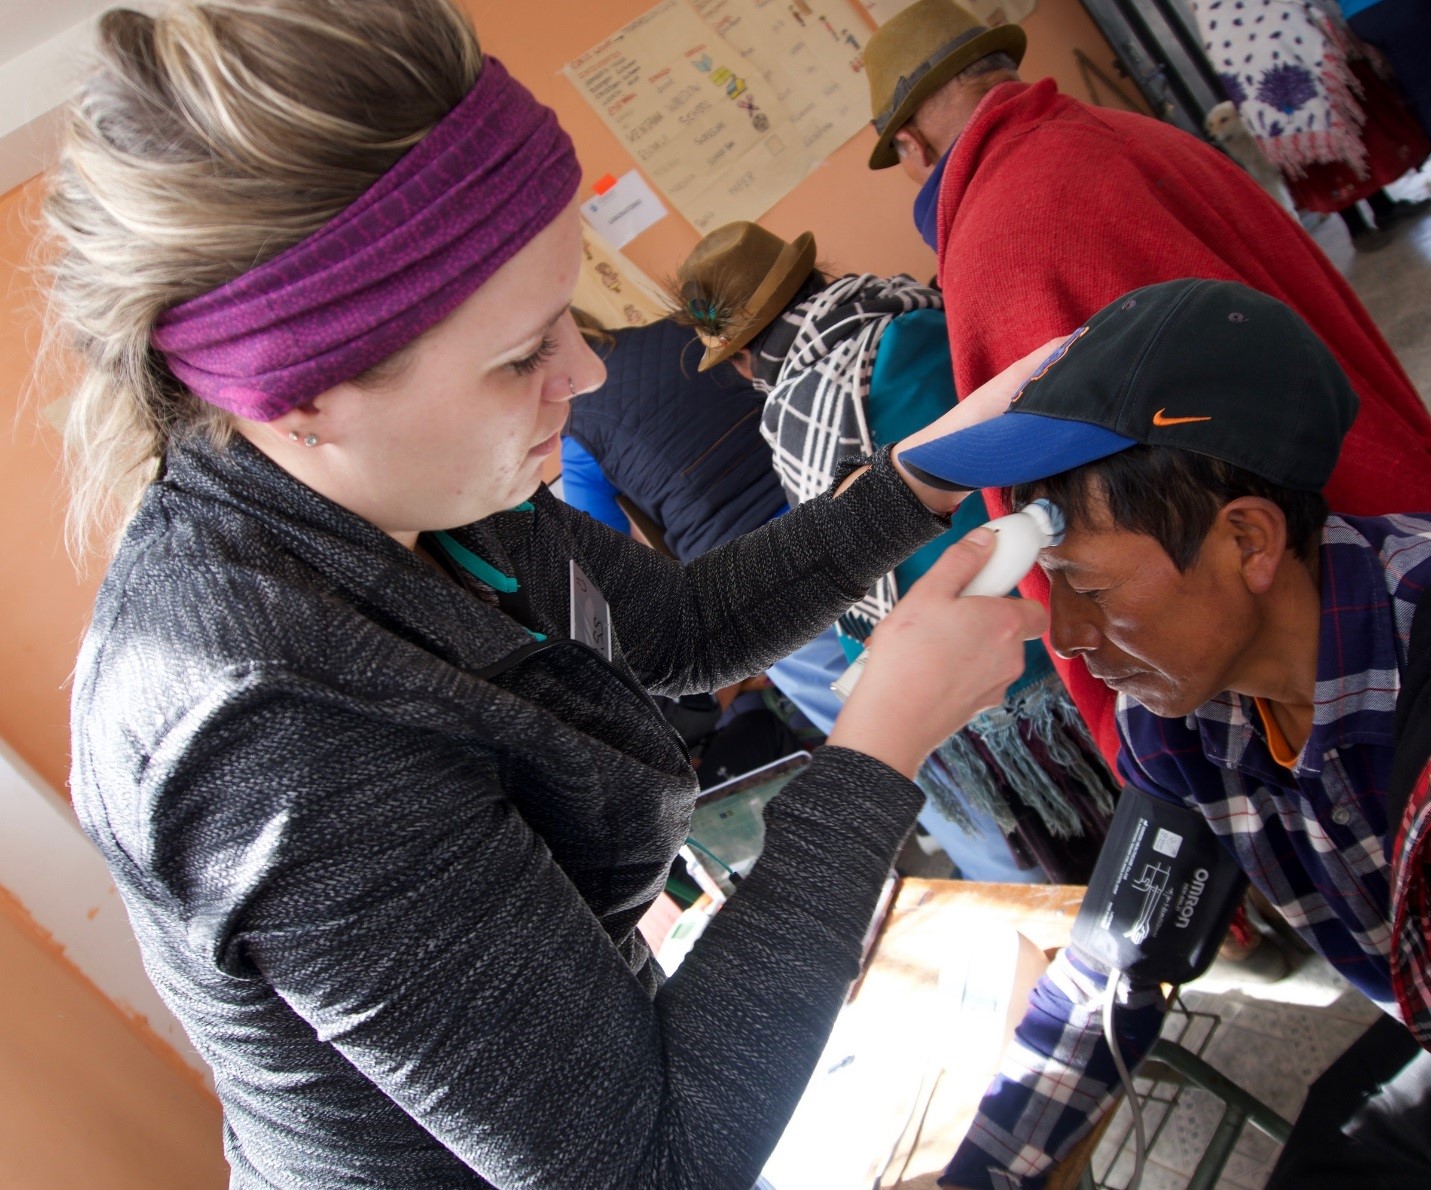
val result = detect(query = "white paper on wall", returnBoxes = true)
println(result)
[564,0,873,233]
[581,169,669,248]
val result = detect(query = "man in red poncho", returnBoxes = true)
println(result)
[864,0,1431,766]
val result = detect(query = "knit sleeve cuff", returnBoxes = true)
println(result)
[811,445,951,584]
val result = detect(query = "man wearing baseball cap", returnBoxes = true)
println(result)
[900,279,1431,1188]
[862,0,1431,772]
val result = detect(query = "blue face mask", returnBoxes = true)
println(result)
[913,144,954,252]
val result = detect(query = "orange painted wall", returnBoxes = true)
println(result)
[0,178,99,796]
[0,895,227,1188]
[474,0,1144,288]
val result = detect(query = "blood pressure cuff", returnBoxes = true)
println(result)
[1071,784,1246,986]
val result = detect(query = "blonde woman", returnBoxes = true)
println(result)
[50,2,1045,1185]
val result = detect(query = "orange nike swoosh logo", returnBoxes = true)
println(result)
[1152,409,1213,427]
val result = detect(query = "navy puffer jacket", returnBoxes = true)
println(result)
[566,320,788,561]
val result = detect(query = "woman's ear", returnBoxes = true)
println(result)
[267,399,323,439]
[1220,497,1289,595]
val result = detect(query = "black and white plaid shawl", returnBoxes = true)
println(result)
[750,273,1118,860]
[752,272,943,634]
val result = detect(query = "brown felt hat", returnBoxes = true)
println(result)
[675,222,818,371]
[865,0,1026,170]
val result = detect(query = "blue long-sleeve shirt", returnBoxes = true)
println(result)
[558,435,629,533]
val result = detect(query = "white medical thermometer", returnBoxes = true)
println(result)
[831,499,1065,701]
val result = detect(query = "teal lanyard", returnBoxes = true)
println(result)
[433,513,546,641]
[433,531,518,593]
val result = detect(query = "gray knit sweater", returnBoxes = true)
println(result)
[69,435,943,1188]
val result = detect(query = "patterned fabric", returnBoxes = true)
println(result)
[921,674,1115,851]
[753,272,942,633]
[69,434,946,1187]
[947,513,1431,1188]
[1390,592,1431,1046]
[151,57,580,420]
[1272,57,1431,213]
[1392,768,1431,1046]
[1191,0,1375,178]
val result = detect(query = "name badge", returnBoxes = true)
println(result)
[569,560,612,661]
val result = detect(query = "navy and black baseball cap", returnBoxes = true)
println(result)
[899,278,1360,494]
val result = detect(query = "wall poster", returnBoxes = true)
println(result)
[565,0,874,233]
[573,224,668,330]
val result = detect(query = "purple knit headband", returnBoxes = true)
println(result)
[151,56,581,421]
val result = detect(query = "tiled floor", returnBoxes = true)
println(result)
[1083,164,1431,1190]
[1310,165,1431,397]
[1089,951,1382,1188]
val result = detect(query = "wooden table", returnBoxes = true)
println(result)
[864,878,1086,972]
[843,879,1087,1189]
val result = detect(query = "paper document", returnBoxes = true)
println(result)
[581,170,668,248]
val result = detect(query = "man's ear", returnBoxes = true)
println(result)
[892,124,937,172]
[1220,497,1289,595]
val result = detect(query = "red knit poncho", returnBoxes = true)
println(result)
[936,79,1431,764]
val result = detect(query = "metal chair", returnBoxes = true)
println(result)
[1072,995,1294,1190]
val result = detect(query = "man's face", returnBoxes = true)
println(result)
[887,70,1021,185]
[1039,494,1259,719]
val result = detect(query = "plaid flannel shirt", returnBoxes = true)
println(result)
[946,514,1431,1189]
[1392,766,1431,1046]
[1389,589,1431,1048]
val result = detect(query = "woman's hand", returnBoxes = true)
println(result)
[891,337,1071,515]
[826,530,1047,780]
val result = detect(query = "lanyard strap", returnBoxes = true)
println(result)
[433,530,518,592]
[432,527,546,641]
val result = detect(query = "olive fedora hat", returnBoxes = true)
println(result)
[674,222,818,371]
[865,0,1026,170]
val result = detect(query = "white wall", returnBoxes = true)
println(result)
[0,2,161,197]
[0,737,209,1082]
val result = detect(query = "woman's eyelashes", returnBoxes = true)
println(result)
[507,334,558,377]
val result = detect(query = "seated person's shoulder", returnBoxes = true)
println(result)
[1331,511,1431,566]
